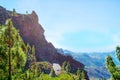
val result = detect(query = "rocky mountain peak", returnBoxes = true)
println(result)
[0,6,89,80]
[31,11,38,21]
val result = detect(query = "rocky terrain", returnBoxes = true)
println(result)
[57,48,120,79]
[0,6,89,79]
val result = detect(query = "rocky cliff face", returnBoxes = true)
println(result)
[0,6,89,79]
[0,6,11,24]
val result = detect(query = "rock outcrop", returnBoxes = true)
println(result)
[0,6,11,24]
[0,6,89,79]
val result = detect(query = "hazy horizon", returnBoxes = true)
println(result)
[1,0,120,52]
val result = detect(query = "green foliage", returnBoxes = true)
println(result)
[49,69,56,77]
[76,68,86,80]
[31,45,36,62]
[106,46,120,80]
[0,19,27,79]
[62,61,67,70]
[76,68,82,80]
[116,46,120,62]
[65,62,71,73]
[81,70,86,80]
[102,78,107,80]
[62,61,71,73]
[12,8,16,16]
[40,72,75,80]
[0,19,87,80]
[26,44,36,62]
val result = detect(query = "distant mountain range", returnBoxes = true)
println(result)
[57,48,120,79]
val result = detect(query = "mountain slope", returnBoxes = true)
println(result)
[0,6,89,79]
[57,48,120,79]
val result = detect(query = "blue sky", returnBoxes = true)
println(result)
[0,0,120,52]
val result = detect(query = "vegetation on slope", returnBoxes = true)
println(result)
[0,19,87,80]
[106,46,120,80]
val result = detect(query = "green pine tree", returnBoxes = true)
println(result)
[31,45,36,62]
[81,70,86,80]
[116,46,120,62]
[0,19,27,79]
[65,62,71,73]
[106,46,120,80]
[49,68,56,77]
[76,68,82,80]
[13,8,16,16]
[62,61,67,70]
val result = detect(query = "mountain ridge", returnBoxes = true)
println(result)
[0,6,89,79]
[57,48,120,79]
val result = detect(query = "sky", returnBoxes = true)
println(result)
[0,0,120,52]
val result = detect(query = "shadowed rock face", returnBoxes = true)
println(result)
[0,6,89,80]
[12,11,58,62]
[0,6,11,24]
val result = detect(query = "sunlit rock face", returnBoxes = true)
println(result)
[53,63,61,75]
[0,6,89,80]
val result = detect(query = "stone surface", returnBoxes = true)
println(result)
[53,63,61,75]
[0,6,10,24]
[0,6,89,80]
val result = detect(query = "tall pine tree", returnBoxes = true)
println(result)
[0,19,27,79]
[106,46,120,80]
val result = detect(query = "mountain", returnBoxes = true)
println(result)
[0,6,89,79]
[57,48,120,79]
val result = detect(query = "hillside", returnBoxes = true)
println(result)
[0,6,89,79]
[57,48,120,79]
